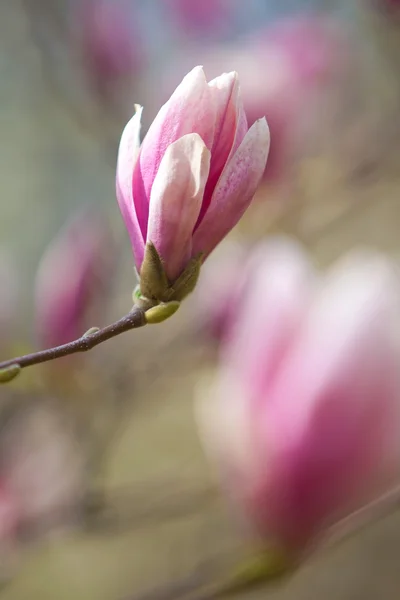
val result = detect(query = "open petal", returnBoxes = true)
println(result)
[133,67,216,240]
[147,133,211,281]
[192,118,270,258]
[116,105,145,268]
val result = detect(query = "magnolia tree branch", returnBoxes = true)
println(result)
[0,306,147,376]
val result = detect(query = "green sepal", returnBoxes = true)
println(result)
[164,252,204,302]
[139,242,169,301]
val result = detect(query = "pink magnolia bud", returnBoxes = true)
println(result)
[116,66,270,291]
[35,209,115,348]
[198,239,400,556]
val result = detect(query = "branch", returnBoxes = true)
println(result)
[0,306,146,373]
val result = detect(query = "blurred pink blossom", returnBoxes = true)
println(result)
[242,15,353,183]
[35,208,115,349]
[198,239,400,555]
[78,0,144,89]
[116,66,270,284]
[165,0,232,37]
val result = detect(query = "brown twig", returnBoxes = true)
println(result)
[0,307,146,372]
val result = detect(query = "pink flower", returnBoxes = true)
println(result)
[116,66,270,289]
[198,239,400,555]
[34,209,115,348]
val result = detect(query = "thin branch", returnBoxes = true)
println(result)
[0,307,146,372]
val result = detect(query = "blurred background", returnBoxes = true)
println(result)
[1,0,400,598]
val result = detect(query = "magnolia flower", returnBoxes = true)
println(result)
[116,66,270,306]
[198,239,400,557]
[35,209,115,349]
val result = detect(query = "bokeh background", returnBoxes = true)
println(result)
[1,0,400,598]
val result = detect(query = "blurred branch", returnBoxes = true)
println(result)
[0,307,146,375]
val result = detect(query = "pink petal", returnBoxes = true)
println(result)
[196,72,247,226]
[192,118,270,258]
[225,238,317,400]
[260,252,400,549]
[132,66,216,240]
[116,105,145,269]
[146,133,211,281]
[198,238,316,493]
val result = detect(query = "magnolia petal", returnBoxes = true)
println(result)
[197,238,317,510]
[208,71,248,161]
[273,250,400,439]
[197,72,247,224]
[261,251,400,549]
[132,67,216,240]
[147,133,211,281]
[192,118,270,258]
[116,105,145,269]
[225,237,317,400]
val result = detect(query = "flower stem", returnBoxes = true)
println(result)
[0,306,146,376]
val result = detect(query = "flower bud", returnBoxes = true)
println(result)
[116,66,270,305]
[198,239,400,556]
